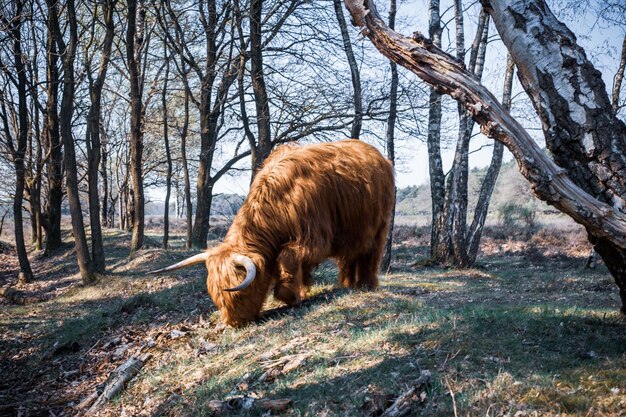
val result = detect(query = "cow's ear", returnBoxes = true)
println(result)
[223,254,256,292]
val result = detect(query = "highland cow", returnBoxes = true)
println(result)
[151,140,395,326]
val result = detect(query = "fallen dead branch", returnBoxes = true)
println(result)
[0,286,48,304]
[79,353,151,414]
[207,397,293,414]
[380,370,432,417]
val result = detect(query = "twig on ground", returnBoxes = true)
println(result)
[444,375,459,417]
[380,370,432,417]
[83,353,151,414]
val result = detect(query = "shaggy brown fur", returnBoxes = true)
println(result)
[162,140,394,326]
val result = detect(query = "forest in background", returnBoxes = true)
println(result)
[1,0,623,285]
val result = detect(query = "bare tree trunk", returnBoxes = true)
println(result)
[381,0,398,272]
[426,0,445,260]
[343,0,626,311]
[6,2,34,283]
[162,44,172,249]
[127,0,145,253]
[250,0,272,174]
[85,0,116,272]
[613,35,625,113]
[466,55,513,261]
[180,85,192,249]
[100,130,109,228]
[333,0,363,139]
[49,0,95,283]
[43,18,63,255]
[435,6,489,266]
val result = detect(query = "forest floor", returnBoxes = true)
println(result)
[0,222,625,416]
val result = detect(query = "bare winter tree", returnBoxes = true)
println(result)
[343,0,626,312]
[126,0,147,252]
[0,1,34,283]
[84,0,117,271]
[333,0,363,139]
[48,0,95,283]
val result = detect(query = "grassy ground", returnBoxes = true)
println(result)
[0,224,624,416]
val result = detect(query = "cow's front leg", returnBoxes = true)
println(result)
[274,246,304,306]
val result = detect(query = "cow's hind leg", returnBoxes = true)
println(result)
[274,246,304,306]
[355,226,388,290]
[337,258,358,288]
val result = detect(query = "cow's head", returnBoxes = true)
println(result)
[150,246,267,326]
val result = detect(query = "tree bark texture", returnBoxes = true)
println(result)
[435,7,489,266]
[426,0,445,258]
[333,0,363,139]
[250,0,272,174]
[162,44,172,249]
[49,0,95,283]
[127,0,146,253]
[343,0,626,311]
[181,85,193,248]
[466,55,513,261]
[43,12,64,255]
[85,0,116,272]
[8,2,34,282]
[612,35,625,113]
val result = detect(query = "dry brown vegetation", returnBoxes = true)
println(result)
[1,220,624,416]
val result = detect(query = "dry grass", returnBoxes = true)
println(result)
[0,223,625,416]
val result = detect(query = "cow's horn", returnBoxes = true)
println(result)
[224,254,257,292]
[148,252,210,274]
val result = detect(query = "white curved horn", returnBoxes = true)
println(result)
[224,254,257,292]
[148,252,210,274]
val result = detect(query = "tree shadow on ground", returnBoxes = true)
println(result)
[180,300,625,417]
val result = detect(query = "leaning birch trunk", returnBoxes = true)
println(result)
[343,0,626,312]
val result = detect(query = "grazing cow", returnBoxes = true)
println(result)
[151,140,395,326]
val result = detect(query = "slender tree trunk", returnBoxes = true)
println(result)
[49,0,95,283]
[44,22,63,255]
[127,0,145,252]
[466,55,513,261]
[381,0,398,272]
[100,131,109,228]
[10,5,33,282]
[333,0,363,139]
[190,0,218,250]
[5,2,33,283]
[426,0,445,260]
[86,0,115,272]
[436,7,489,266]
[613,35,625,113]
[250,0,272,174]
[181,86,192,249]
[162,44,172,249]
[27,95,43,251]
